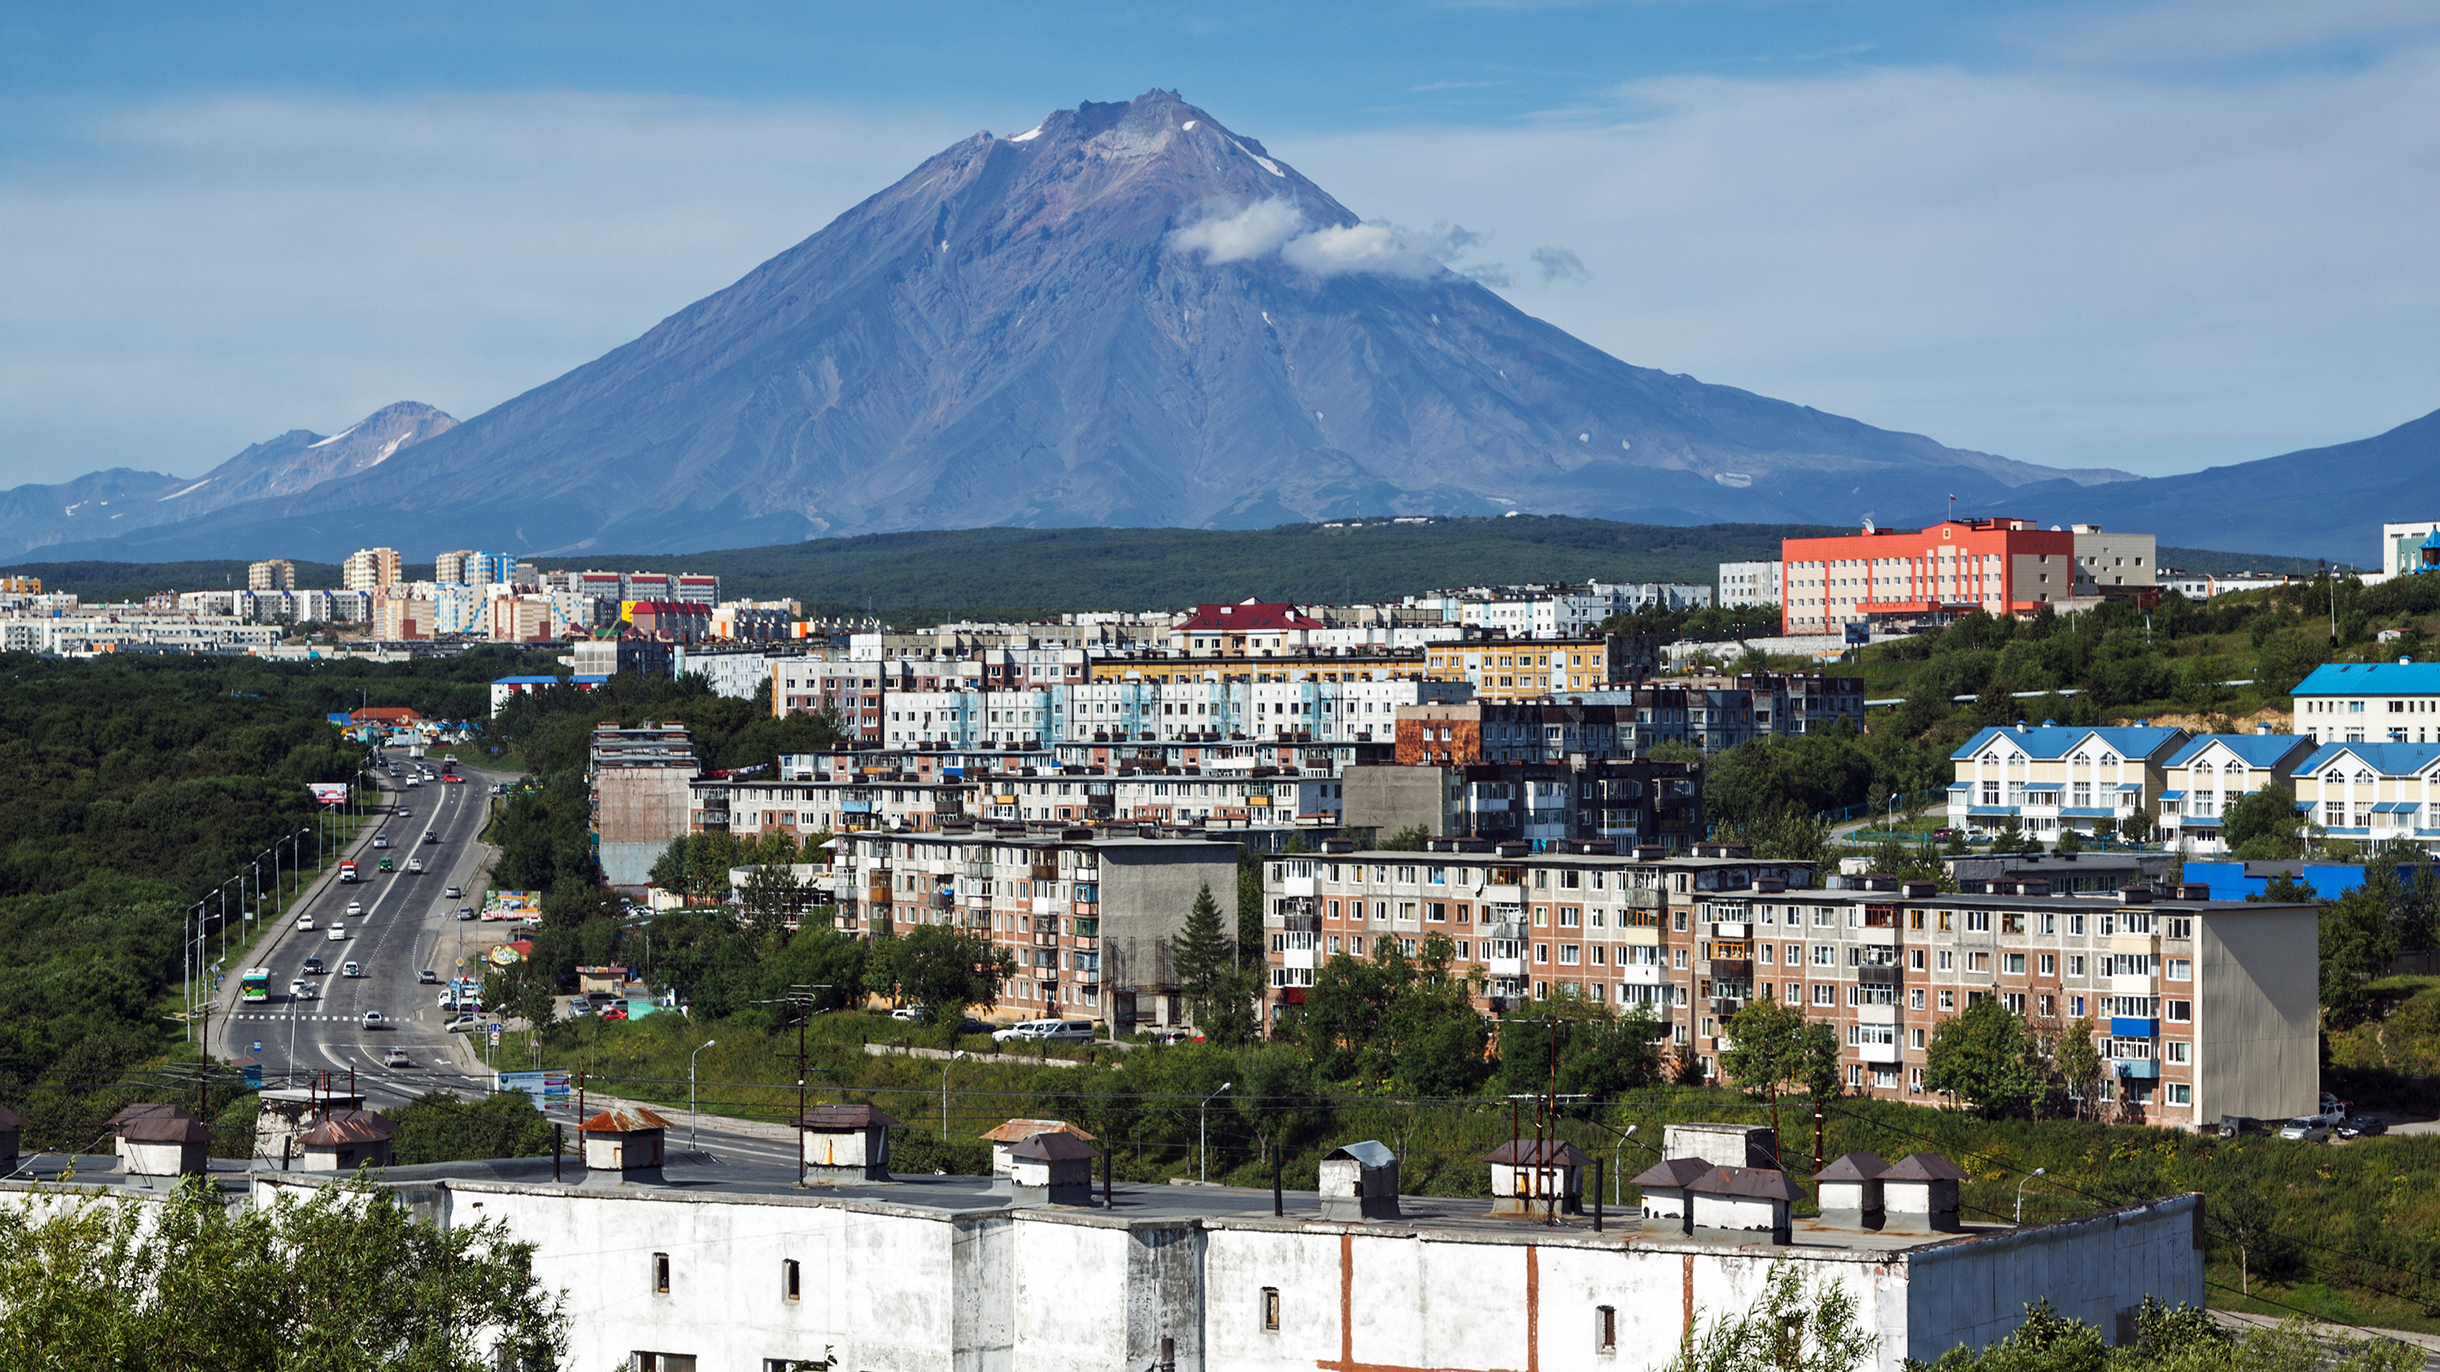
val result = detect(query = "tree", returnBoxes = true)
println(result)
[2214,1183,2292,1298]
[739,862,806,942]
[1924,996,2044,1117]
[1992,818,2034,854]
[1662,1255,1875,1372]
[873,923,1017,1020]
[2055,1016,2103,1121]
[1718,998,1814,1166]
[2053,825,2084,854]
[391,1089,557,1164]
[2321,876,2402,1023]
[0,1175,567,1370]
[2222,782,2303,858]
[1173,883,1232,1008]
[1378,824,1432,851]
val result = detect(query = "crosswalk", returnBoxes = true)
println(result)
[232,1012,379,1022]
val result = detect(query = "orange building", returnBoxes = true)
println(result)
[1781,518,2077,635]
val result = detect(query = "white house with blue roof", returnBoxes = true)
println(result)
[2293,660,2440,746]
[1948,724,2189,841]
[2286,742,2440,849]
[2156,732,2318,854]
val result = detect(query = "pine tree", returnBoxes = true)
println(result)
[1174,882,1232,1001]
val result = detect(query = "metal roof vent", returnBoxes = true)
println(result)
[1319,1141,1401,1222]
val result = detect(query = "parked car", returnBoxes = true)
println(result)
[419,969,439,984]
[599,1004,630,1022]
[992,1019,1095,1044]
[2277,1116,2330,1143]
[443,1014,481,1033]
[890,1005,931,1023]
[2321,1093,2354,1119]
[457,906,476,920]
[1149,1028,1197,1046]
[383,1048,411,1067]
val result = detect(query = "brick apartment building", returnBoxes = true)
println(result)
[1262,844,2317,1129]
[828,827,1238,1030]
[1423,633,1659,700]
[1343,758,1702,852]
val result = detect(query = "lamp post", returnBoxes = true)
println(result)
[2016,1167,2047,1224]
[1199,1082,1233,1184]
[941,1050,968,1140]
[690,1039,718,1150]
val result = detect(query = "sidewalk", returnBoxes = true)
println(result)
[2212,1310,2440,1369]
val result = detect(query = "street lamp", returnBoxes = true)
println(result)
[1200,1082,1233,1184]
[2016,1167,2047,1224]
[690,1039,719,1150]
[941,1050,968,1140]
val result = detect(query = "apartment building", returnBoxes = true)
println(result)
[1087,651,1426,685]
[2156,733,2317,853]
[434,550,517,586]
[1424,633,1659,700]
[696,773,971,839]
[772,659,888,740]
[589,722,700,889]
[1946,724,2190,840]
[369,588,437,640]
[1782,519,2077,635]
[1395,701,1632,765]
[1342,757,1703,852]
[1733,881,2316,1128]
[829,828,1238,1028]
[341,546,402,592]
[486,594,553,643]
[868,678,1470,751]
[247,559,297,592]
[2070,526,2157,595]
[1167,600,1327,655]
[1263,845,2315,1129]
[2293,661,2440,745]
[2287,742,2440,849]
[1716,560,1783,609]
[1262,843,1810,1021]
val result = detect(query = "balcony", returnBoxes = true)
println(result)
[1617,964,1663,985]
[2109,1017,2158,1039]
[1710,922,1748,939]
[1858,1041,1901,1064]
[1487,956,1527,977]
[1281,912,1321,934]
[1623,888,1661,909]
[2113,1058,2161,1079]
[1282,948,1317,971]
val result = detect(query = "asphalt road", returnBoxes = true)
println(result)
[213,748,507,1104]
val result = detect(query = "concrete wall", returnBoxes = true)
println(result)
[1100,846,1238,1014]
[2197,905,2319,1122]
[595,767,696,888]
[1901,1195,2203,1361]
[1343,764,1453,837]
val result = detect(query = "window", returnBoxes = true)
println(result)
[1909,948,1926,971]
[2168,1083,2191,1106]
[1939,990,1956,1011]
[2167,1040,2191,1064]
[653,1253,671,1295]
[2003,992,2026,1014]
[1535,944,1550,964]
[2166,999,2191,1023]
[2039,954,2056,976]
[634,1358,696,1372]
[1812,984,1835,1006]
[1910,1028,1926,1049]
[1966,911,1991,932]
[782,1259,799,1302]
[2067,955,2085,977]
[1937,951,1953,971]
[1597,1305,1619,1355]
[1263,1288,1281,1331]
[2167,958,2191,981]
[2003,953,2025,974]
[1909,989,1926,1010]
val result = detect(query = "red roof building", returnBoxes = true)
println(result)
[1169,599,1324,656]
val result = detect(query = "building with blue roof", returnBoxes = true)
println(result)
[2156,731,2317,854]
[2284,741,2440,847]
[2292,660,2440,747]
[1947,723,2190,842]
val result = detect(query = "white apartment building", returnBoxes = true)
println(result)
[1717,560,1784,609]
[2155,733,2316,854]
[2292,661,2440,745]
[875,679,1471,750]
[2287,742,2440,849]
[1947,725,2191,840]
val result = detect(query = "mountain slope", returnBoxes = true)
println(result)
[55,91,2128,563]
[2012,407,2440,566]
[0,402,454,560]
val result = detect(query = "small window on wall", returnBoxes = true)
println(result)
[652,1253,671,1295]
[1263,1288,1282,1331]
[782,1259,800,1301]
[1596,1305,1619,1354]
[634,1356,696,1372]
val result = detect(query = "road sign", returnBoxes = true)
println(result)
[489,1024,503,1045]
[251,1040,262,1053]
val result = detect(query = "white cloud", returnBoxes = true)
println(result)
[1281,222,1446,279]
[1283,46,2440,476]
[1165,198,1306,264]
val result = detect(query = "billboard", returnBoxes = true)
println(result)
[495,1070,571,1104]
[308,782,351,806]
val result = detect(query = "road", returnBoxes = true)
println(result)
[212,749,508,1105]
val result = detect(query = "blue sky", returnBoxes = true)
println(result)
[1,0,2435,489]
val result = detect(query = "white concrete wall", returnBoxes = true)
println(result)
[1900,1194,2203,1362]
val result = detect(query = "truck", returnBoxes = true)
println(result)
[377,855,393,873]
[338,860,358,884]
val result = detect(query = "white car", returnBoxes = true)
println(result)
[341,961,362,978]
[363,1011,385,1030]
[290,979,314,1000]
[383,1047,411,1067]
[444,885,462,899]
[326,923,345,941]
[345,901,363,917]
[992,1019,1096,1044]
[295,914,315,931]
[2277,1116,2331,1143]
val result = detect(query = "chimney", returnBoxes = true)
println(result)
[1815,1152,1888,1229]
[1879,1153,1967,1233]
[1685,1166,1804,1245]
[801,1104,900,1183]
[1318,1141,1401,1222]
[577,1105,671,1186]
[112,1105,211,1186]
[1007,1131,1099,1206]
[1484,1139,1591,1216]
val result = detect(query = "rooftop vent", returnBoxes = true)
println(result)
[1484,1139,1592,1216]
[114,1104,211,1184]
[2119,886,2155,905]
[1815,1152,1888,1229]
[979,1118,1095,1177]
[1629,1157,1710,1234]
[1686,1166,1804,1244]
[802,1103,900,1183]
[1902,880,1937,898]
[1662,1122,1779,1169]
[1007,1130,1099,1206]
[578,1105,671,1186]
[1880,1153,1967,1233]
[297,1108,396,1172]
[1319,1141,1402,1222]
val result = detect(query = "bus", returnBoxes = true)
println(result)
[240,968,271,1003]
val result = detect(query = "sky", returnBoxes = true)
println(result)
[1,0,2436,489]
